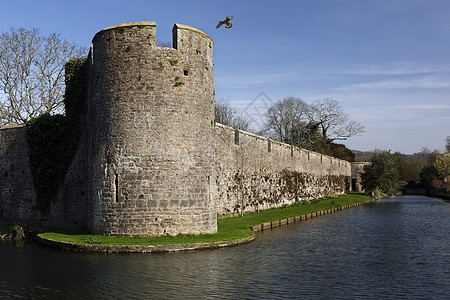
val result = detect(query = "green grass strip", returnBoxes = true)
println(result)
[39,193,371,245]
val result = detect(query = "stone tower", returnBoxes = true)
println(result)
[87,22,216,236]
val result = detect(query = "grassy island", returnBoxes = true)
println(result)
[37,193,372,246]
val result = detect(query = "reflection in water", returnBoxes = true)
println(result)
[1,196,449,299]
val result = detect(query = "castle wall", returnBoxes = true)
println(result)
[351,162,370,192]
[0,127,38,223]
[214,124,352,216]
[0,126,88,227]
[49,132,88,227]
[87,22,216,236]
[0,21,361,236]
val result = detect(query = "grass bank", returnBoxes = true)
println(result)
[39,193,372,246]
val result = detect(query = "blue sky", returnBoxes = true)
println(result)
[1,0,449,154]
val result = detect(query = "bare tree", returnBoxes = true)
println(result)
[308,98,365,141]
[0,27,86,126]
[263,96,312,147]
[215,98,251,131]
[156,40,172,47]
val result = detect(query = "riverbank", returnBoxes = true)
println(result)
[27,193,373,252]
[431,189,450,201]
[0,223,37,240]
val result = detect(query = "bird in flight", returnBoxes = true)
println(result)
[216,16,233,29]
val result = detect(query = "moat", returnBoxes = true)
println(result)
[1,195,449,299]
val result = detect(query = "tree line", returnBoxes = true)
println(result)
[361,140,450,199]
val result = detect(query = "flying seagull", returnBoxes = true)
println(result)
[216,16,233,29]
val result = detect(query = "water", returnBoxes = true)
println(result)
[1,195,449,299]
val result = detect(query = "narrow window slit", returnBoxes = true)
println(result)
[114,173,119,202]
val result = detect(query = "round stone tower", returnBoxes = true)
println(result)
[86,22,216,236]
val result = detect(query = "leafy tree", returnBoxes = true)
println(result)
[353,150,374,162]
[434,153,450,179]
[215,98,251,131]
[328,142,355,162]
[402,148,440,182]
[419,164,439,190]
[361,150,403,195]
[0,27,86,126]
[416,153,450,197]
[308,98,365,141]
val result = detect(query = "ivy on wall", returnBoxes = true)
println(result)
[26,58,88,215]
[64,58,88,127]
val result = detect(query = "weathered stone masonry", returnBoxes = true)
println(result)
[86,22,216,236]
[214,124,351,216]
[351,162,370,193]
[0,127,37,223]
[0,22,358,236]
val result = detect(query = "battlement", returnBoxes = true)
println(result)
[172,23,213,50]
[92,21,213,57]
[95,21,156,37]
[173,23,212,40]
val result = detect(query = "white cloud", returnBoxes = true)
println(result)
[329,62,450,76]
[400,104,450,110]
[337,75,450,91]
[215,72,300,87]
